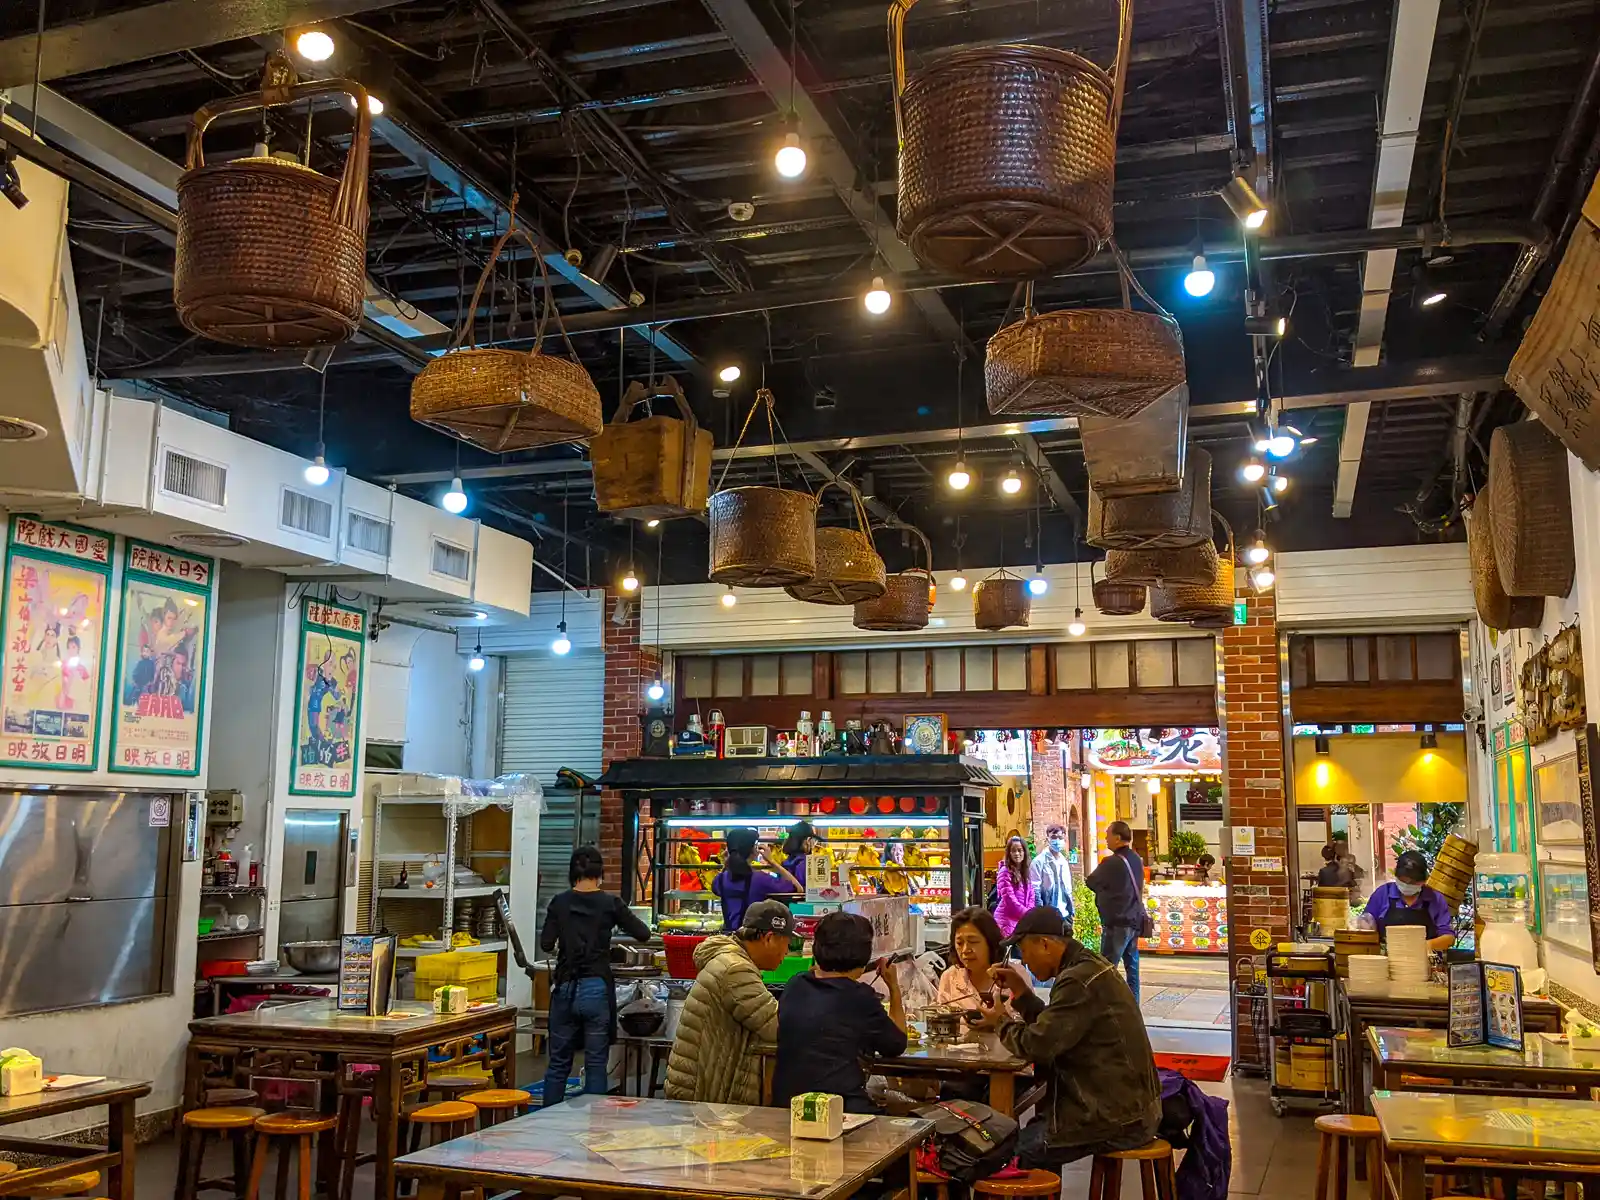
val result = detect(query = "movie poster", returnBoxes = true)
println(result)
[290,598,366,797]
[110,540,214,776]
[0,517,112,771]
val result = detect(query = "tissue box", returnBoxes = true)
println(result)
[0,1048,42,1096]
[432,985,468,1014]
[790,1091,844,1140]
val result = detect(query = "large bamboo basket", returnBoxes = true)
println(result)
[1150,522,1235,624]
[591,378,712,521]
[973,568,1031,630]
[1086,447,1211,550]
[786,482,886,604]
[175,55,370,348]
[708,486,818,587]
[1092,560,1147,616]
[1468,502,1543,631]
[855,526,935,631]
[890,0,1130,278]
[986,308,1186,419]
[1487,420,1575,597]
[1105,540,1218,589]
[1080,383,1190,498]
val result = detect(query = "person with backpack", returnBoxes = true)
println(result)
[538,846,652,1108]
[1085,820,1147,997]
[712,826,801,932]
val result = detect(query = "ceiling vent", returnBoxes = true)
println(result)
[0,416,49,442]
[160,447,227,508]
[280,487,334,541]
[346,510,392,557]
[430,538,472,581]
[429,606,487,620]
[169,531,246,549]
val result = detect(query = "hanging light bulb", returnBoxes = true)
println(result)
[775,131,807,178]
[304,447,331,486]
[717,364,742,383]
[949,572,968,592]
[1245,531,1271,566]
[863,276,892,315]
[1028,567,1049,596]
[1240,458,1266,484]
[1271,473,1289,494]
[1147,777,1162,795]
[1183,253,1215,298]
[646,678,667,702]
[295,29,335,61]
[441,476,468,514]
[646,519,661,529]
[721,588,737,608]
[1001,468,1023,495]
[621,567,639,593]
[1252,566,1276,591]
[366,94,385,116]
[467,642,486,672]
[1265,426,1301,459]
[551,621,572,656]
[1068,607,1087,637]
[947,460,971,490]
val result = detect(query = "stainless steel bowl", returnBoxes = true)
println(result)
[282,939,342,974]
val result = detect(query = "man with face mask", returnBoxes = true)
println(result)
[1029,824,1075,922]
[1365,849,1455,951]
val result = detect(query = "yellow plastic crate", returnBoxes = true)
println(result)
[414,950,497,987]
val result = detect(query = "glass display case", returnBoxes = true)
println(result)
[1539,860,1592,957]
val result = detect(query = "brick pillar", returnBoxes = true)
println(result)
[601,590,662,892]
[1221,581,1291,1071]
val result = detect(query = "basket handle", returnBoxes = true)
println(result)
[185,53,372,238]
[609,377,698,430]
[815,479,875,538]
[452,199,582,364]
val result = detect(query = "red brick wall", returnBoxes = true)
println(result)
[1220,581,1291,1069]
[601,590,662,891]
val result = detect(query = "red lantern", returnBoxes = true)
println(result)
[849,796,869,814]
[899,797,916,812]
[876,797,895,814]
[819,796,838,814]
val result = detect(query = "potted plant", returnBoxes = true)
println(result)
[1166,829,1208,864]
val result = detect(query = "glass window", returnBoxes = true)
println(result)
[900,652,927,694]
[1176,638,1214,687]
[683,657,713,698]
[964,647,994,691]
[1350,636,1371,682]
[869,650,899,694]
[933,648,963,692]
[837,652,867,695]
[1312,637,1349,682]
[1377,636,1414,681]
[749,656,780,696]
[1135,640,1174,688]
[996,646,1027,691]
[713,657,743,696]
[781,653,813,694]
[1055,643,1092,690]
[1416,634,1457,681]
[1094,642,1130,689]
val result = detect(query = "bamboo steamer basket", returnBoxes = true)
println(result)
[890,0,1130,278]
[590,378,712,520]
[973,568,1031,630]
[854,526,936,631]
[1086,448,1212,550]
[786,482,886,604]
[1488,420,1576,597]
[1106,540,1218,589]
[1091,561,1146,616]
[1149,519,1235,624]
[1467,502,1543,631]
[1334,928,1380,978]
[708,487,818,587]
[1310,887,1349,932]
[1427,834,1478,907]
[174,55,370,348]
[1080,383,1190,498]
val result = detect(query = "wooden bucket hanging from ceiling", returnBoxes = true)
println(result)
[1086,447,1211,551]
[1487,420,1576,597]
[973,567,1032,630]
[854,526,936,631]
[889,0,1131,278]
[175,53,371,348]
[1091,561,1146,616]
[590,377,713,521]
[1079,383,1190,498]
[786,481,887,605]
[708,388,818,587]
[1149,516,1235,624]
[1468,499,1543,631]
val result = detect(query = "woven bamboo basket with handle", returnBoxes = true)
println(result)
[1487,420,1575,597]
[591,377,712,521]
[1086,447,1211,550]
[973,568,1031,630]
[1105,540,1218,589]
[855,526,935,631]
[890,0,1130,278]
[411,210,603,452]
[786,481,886,604]
[1150,518,1235,624]
[708,389,819,588]
[175,54,371,348]
[1091,561,1146,616]
[1468,501,1543,631]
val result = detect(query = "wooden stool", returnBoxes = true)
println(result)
[334,1066,382,1200]
[974,1169,1061,1197]
[244,1114,337,1200]
[459,1089,530,1128]
[24,1172,101,1198]
[406,1102,477,1145]
[1314,1114,1384,1200]
[1088,1139,1176,1200]
[176,1107,265,1200]
[204,1089,260,1108]
[915,1170,951,1200]
[424,1077,482,1103]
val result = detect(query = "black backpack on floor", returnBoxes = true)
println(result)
[912,1100,1019,1184]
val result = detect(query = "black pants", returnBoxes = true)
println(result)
[1016,1117,1156,1169]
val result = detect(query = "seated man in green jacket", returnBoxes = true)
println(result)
[664,899,792,1104]
[971,906,1161,1167]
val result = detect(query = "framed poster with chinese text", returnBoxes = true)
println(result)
[109,540,214,776]
[0,516,113,771]
[289,598,366,797]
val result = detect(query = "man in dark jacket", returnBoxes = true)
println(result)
[973,906,1161,1168]
[1085,820,1145,996]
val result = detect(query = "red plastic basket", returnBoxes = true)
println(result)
[664,934,710,979]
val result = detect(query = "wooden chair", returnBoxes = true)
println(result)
[243,1113,337,1200]
[459,1089,530,1128]
[1314,1114,1384,1200]
[974,1168,1061,1197]
[175,1106,264,1200]
[20,1172,101,1198]
[1088,1139,1177,1200]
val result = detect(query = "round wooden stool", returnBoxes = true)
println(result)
[244,1113,337,1200]
[0,1163,17,1180]
[1088,1139,1176,1200]
[26,1171,101,1198]
[459,1089,530,1128]
[973,1168,1061,1197]
[424,1077,483,1103]
[916,1170,951,1200]
[1314,1114,1384,1200]
[177,1106,265,1200]
[204,1089,261,1108]
[407,1102,478,1145]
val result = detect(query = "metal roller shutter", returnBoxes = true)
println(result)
[499,650,604,786]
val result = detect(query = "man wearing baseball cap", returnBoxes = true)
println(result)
[664,899,793,1104]
[1365,849,1455,951]
[972,906,1160,1168]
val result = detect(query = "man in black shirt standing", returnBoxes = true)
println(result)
[772,910,908,1113]
[539,846,652,1107]
[1085,820,1146,997]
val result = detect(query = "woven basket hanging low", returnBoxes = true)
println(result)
[786,482,887,605]
[1487,420,1576,597]
[1091,561,1146,616]
[1086,447,1211,551]
[708,388,818,588]
[175,53,371,348]
[973,568,1032,630]
[411,209,603,453]
[590,378,713,521]
[1081,383,1190,498]
[855,526,936,631]
[1105,540,1218,589]
[1150,518,1235,624]
[889,0,1131,278]
[1468,502,1544,632]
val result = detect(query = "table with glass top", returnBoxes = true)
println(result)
[1369,1026,1600,1096]
[395,1094,933,1200]
[1374,1091,1600,1200]
[871,1025,1032,1116]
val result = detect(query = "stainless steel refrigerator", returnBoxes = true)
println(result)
[278,809,346,943]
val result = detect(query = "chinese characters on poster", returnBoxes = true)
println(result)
[1,518,112,771]
[291,598,366,797]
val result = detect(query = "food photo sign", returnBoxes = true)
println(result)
[289,598,366,797]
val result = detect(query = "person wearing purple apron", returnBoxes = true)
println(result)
[1364,849,1456,951]
[712,826,801,932]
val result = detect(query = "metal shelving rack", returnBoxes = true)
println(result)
[368,791,509,958]
[1265,946,1342,1116]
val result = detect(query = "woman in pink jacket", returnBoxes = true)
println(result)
[992,835,1040,936]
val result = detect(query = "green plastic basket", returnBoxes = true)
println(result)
[762,954,813,985]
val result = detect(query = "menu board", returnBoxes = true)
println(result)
[338,933,397,1014]
[1448,961,1524,1050]
[1142,882,1228,955]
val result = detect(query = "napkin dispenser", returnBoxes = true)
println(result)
[790,1091,844,1140]
[0,1048,43,1096]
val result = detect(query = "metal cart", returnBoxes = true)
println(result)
[1265,946,1342,1116]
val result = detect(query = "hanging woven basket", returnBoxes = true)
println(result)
[1105,540,1218,589]
[973,568,1031,630]
[986,308,1186,420]
[786,482,887,605]
[890,0,1130,278]
[1468,501,1544,631]
[1487,421,1575,597]
[411,217,603,453]
[1091,561,1146,616]
[1150,518,1235,624]
[855,526,935,631]
[1086,447,1211,551]
[591,378,713,521]
[175,54,371,348]
[1081,383,1190,498]
[707,389,819,588]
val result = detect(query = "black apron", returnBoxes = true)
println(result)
[1379,887,1437,940]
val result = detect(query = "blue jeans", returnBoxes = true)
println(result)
[541,976,611,1108]
[1100,923,1141,998]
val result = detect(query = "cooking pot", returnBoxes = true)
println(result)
[282,939,342,974]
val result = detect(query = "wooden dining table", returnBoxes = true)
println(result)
[872,1025,1034,1117]
[395,1094,932,1200]
[1369,1026,1600,1097]
[0,1078,149,1200]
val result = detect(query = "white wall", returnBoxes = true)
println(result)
[402,628,472,776]
[208,566,287,857]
